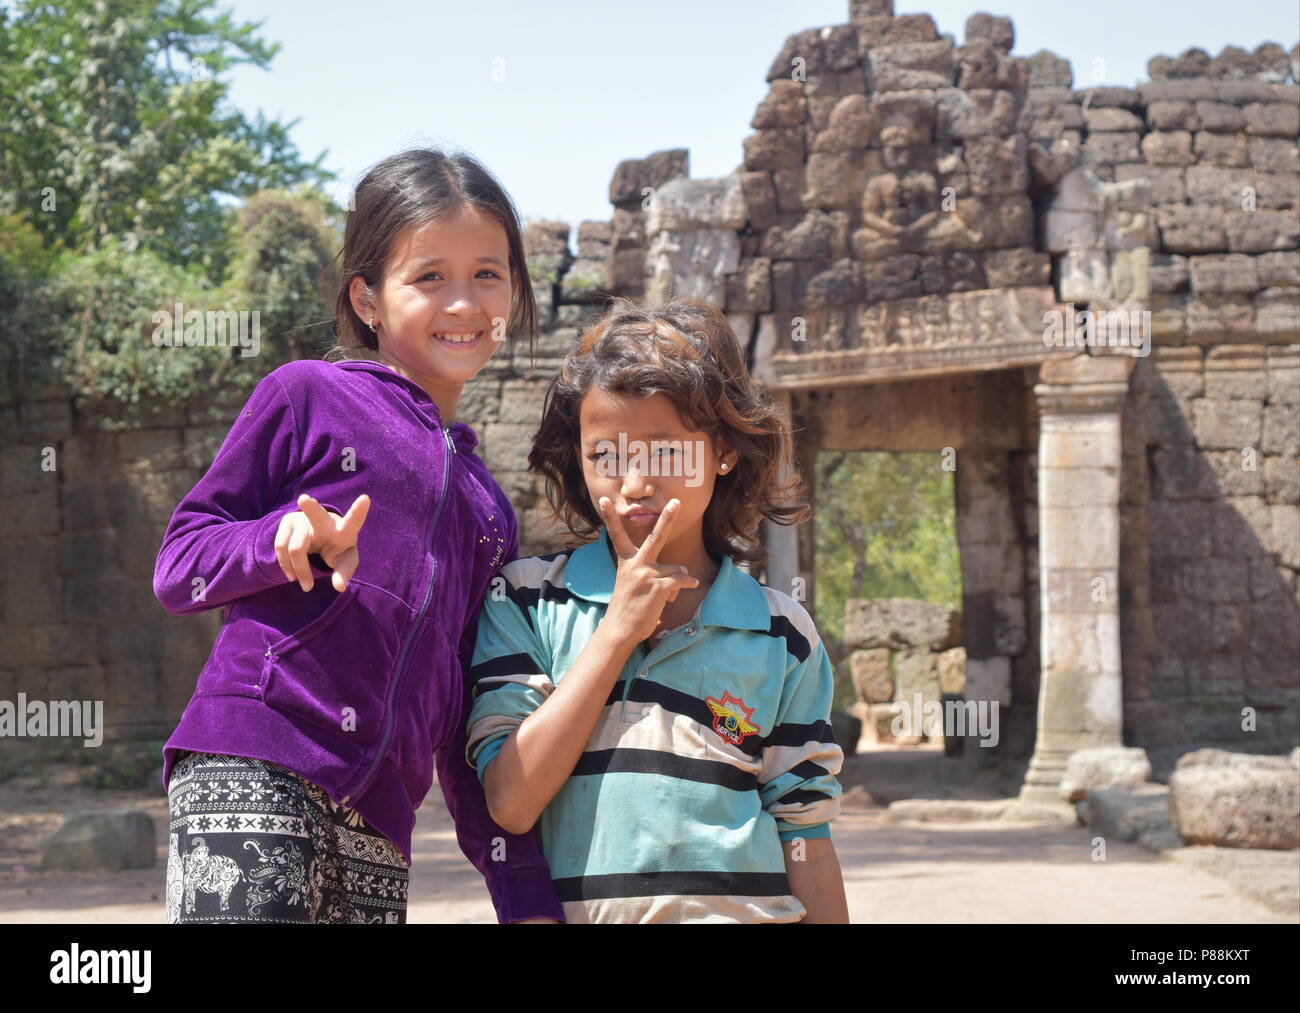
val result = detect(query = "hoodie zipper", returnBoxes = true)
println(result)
[341,425,457,805]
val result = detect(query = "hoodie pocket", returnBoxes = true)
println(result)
[258,578,416,745]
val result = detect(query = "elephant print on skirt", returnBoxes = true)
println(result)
[165,752,408,924]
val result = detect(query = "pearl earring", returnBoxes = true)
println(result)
[720,462,729,471]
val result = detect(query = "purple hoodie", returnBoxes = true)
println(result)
[153,357,564,923]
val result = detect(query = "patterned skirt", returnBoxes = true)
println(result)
[165,751,409,924]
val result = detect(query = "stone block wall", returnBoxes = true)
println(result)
[1024,48,1300,329]
[1019,45,1300,771]
[1,2,1295,777]
[0,380,252,748]
[1121,344,1299,773]
[843,597,965,747]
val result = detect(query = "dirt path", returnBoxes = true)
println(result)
[0,769,1293,923]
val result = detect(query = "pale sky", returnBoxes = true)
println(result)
[221,0,1299,233]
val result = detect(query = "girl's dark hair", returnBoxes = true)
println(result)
[325,147,536,362]
[529,297,811,569]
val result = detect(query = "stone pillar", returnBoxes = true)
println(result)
[760,389,801,596]
[954,449,1027,769]
[1020,353,1136,803]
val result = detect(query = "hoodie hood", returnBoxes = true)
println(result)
[332,358,481,453]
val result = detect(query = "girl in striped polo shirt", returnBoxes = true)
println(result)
[466,297,848,923]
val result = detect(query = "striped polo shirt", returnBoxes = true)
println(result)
[465,526,843,923]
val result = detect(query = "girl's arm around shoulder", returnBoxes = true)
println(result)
[434,693,567,924]
[442,498,565,922]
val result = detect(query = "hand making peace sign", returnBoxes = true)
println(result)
[274,493,371,594]
[597,496,700,646]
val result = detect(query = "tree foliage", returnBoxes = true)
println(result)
[0,1,342,418]
[11,186,338,417]
[0,0,332,273]
[814,450,962,710]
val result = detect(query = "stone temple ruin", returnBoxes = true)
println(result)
[2,3,1296,815]
[503,2,1300,798]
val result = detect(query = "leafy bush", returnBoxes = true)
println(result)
[9,188,339,421]
[225,187,341,362]
[24,243,237,412]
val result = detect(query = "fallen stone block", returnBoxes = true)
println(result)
[41,810,156,872]
[1086,784,1172,843]
[1059,746,1153,802]
[844,598,962,651]
[1169,751,1300,850]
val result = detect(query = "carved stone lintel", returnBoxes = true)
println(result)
[1033,380,1132,414]
[769,287,1084,387]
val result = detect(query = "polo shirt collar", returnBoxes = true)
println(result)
[564,526,771,633]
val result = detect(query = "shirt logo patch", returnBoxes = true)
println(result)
[704,691,760,745]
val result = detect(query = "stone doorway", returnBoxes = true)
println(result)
[770,368,1044,802]
[755,353,1135,809]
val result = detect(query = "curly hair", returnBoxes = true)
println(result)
[528,297,810,569]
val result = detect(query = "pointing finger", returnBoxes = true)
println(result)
[636,499,680,563]
[339,494,371,536]
[298,494,333,532]
[600,497,637,559]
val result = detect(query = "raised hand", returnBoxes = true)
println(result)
[274,493,371,593]
[597,496,699,646]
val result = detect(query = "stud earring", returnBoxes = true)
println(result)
[720,462,729,471]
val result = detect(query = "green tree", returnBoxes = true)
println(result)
[0,212,52,308]
[0,2,343,417]
[225,188,341,363]
[18,187,338,418]
[0,0,333,275]
[814,451,962,710]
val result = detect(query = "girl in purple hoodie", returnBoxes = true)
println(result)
[155,148,562,924]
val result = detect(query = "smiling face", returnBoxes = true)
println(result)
[578,388,737,568]
[349,204,512,416]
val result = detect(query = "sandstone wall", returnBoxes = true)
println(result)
[843,597,965,748]
[1,2,1295,776]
